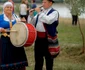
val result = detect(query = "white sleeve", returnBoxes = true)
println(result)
[27,15,33,23]
[27,15,37,26]
[38,11,58,24]
[31,16,36,26]
[13,14,21,22]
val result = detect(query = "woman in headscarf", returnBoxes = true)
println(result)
[0,2,28,70]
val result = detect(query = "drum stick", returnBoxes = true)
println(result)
[6,30,17,32]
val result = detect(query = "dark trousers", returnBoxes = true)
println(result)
[34,37,54,70]
[19,14,27,22]
[72,15,78,25]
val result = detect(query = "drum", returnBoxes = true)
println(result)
[10,22,37,47]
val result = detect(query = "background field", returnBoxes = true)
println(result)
[25,17,85,70]
[0,3,85,70]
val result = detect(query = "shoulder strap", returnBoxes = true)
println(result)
[47,8,55,15]
[35,14,39,27]
[47,8,59,21]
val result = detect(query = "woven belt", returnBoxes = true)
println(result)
[1,33,10,37]
[37,31,46,38]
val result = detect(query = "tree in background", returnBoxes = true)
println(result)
[64,0,85,54]
[64,0,85,15]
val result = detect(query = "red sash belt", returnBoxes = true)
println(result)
[37,31,47,38]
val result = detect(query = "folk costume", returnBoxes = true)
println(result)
[0,2,28,70]
[31,6,60,70]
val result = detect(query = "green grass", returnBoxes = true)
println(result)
[25,18,85,70]
[0,3,85,70]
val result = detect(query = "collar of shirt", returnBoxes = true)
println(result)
[42,6,53,14]
[4,13,15,22]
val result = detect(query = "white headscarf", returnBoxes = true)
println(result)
[3,2,21,22]
[3,2,13,10]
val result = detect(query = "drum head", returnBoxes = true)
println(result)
[10,22,28,47]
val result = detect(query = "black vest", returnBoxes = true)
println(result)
[44,8,59,37]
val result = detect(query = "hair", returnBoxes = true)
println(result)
[31,0,35,3]
[21,0,26,4]
[47,0,54,3]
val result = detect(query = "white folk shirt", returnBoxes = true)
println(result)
[32,7,59,32]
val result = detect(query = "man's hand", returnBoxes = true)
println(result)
[29,9,34,16]
[34,7,41,13]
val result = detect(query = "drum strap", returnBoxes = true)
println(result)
[10,21,12,29]
[35,14,39,27]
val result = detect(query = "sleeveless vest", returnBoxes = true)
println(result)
[44,8,59,37]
